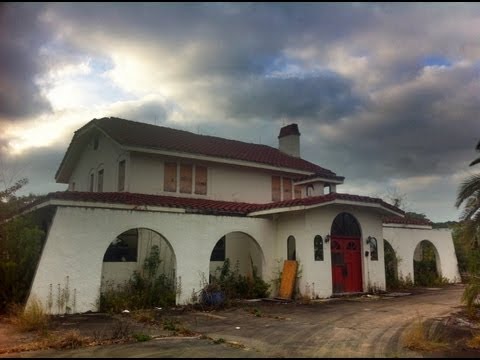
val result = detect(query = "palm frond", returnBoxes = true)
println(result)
[455,174,480,208]
[470,157,480,167]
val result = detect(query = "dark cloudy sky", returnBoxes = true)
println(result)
[1,3,480,221]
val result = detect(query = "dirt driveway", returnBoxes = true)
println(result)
[4,285,479,358]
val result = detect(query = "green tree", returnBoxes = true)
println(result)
[455,140,480,315]
[0,178,45,312]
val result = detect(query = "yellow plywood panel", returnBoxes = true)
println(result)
[278,260,298,299]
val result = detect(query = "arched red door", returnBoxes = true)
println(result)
[331,213,363,294]
[331,236,362,293]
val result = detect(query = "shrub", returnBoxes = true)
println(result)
[206,258,270,303]
[9,297,49,332]
[99,245,176,313]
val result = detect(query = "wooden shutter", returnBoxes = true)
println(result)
[294,185,302,199]
[195,166,207,195]
[283,177,292,200]
[164,162,177,192]
[272,176,281,201]
[180,164,193,193]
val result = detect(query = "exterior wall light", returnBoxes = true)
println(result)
[325,234,330,243]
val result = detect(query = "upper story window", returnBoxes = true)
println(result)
[283,178,292,201]
[164,162,208,195]
[272,176,281,201]
[164,162,177,192]
[272,176,299,201]
[194,165,207,195]
[69,182,76,191]
[89,172,95,192]
[97,169,104,192]
[118,160,126,191]
[180,164,193,194]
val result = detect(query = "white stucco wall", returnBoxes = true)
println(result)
[28,206,275,314]
[274,205,386,299]
[69,132,128,192]
[383,226,461,283]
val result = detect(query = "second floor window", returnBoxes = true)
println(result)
[164,162,177,192]
[118,160,126,191]
[194,166,207,195]
[89,173,94,192]
[180,164,193,193]
[97,169,104,192]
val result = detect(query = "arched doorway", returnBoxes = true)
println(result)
[209,232,268,299]
[330,212,362,293]
[384,239,398,290]
[101,228,177,307]
[413,240,441,286]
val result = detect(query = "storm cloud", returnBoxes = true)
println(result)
[3,3,480,220]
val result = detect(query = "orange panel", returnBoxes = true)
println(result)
[283,178,292,200]
[278,260,298,299]
[164,162,177,192]
[272,176,281,201]
[180,164,193,193]
[195,166,207,195]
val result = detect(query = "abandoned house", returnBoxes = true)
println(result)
[24,117,461,313]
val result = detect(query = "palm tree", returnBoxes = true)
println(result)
[456,140,480,225]
[456,140,480,315]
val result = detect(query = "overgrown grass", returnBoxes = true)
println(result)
[9,298,49,333]
[99,245,176,313]
[403,318,448,352]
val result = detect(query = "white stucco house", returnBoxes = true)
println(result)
[24,117,461,314]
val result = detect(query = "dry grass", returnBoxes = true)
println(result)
[466,333,480,349]
[403,318,448,352]
[0,330,91,354]
[131,309,157,324]
[8,298,49,333]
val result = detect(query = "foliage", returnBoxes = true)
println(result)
[9,297,49,333]
[0,176,45,313]
[206,258,270,304]
[99,245,176,313]
[455,140,480,315]
[384,240,398,290]
[403,317,448,352]
[133,333,152,342]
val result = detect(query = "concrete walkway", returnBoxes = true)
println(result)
[6,285,465,358]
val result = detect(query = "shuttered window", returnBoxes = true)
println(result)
[164,162,177,192]
[294,185,302,199]
[89,173,94,192]
[180,164,193,193]
[97,169,104,192]
[272,176,281,201]
[283,178,293,201]
[195,166,207,195]
[118,160,126,191]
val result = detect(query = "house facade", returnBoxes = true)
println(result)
[25,117,461,314]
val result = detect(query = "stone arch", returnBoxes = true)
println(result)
[413,239,441,286]
[384,239,399,290]
[209,231,266,282]
[101,227,177,292]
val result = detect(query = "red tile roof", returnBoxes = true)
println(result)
[382,216,432,226]
[251,192,404,215]
[27,191,404,217]
[91,117,338,175]
[278,123,300,138]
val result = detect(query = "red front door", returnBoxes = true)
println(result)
[331,236,362,293]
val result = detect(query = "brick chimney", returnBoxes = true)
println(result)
[278,123,301,157]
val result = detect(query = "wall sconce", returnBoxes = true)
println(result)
[325,234,330,243]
